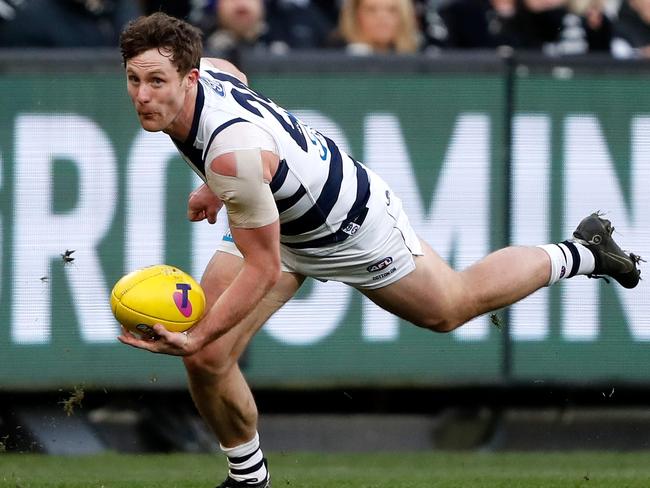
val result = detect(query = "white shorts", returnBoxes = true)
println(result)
[217,171,423,290]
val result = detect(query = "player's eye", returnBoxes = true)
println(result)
[128,75,139,83]
[151,77,165,86]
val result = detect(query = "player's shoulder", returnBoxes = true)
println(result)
[200,57,248,85]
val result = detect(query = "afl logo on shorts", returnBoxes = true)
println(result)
[367,257,393,273]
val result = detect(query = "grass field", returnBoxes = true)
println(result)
[1,451,650,488]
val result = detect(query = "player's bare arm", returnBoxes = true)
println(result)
[119,149,281,356]
[117,220,280,355]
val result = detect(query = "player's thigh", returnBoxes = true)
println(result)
[360,238,461,328]
[186,250,305,371]
[199,249,243,305]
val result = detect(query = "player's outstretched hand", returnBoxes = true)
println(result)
[188,183,223,224]
[118,325,200,356]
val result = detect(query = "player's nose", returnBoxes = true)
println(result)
[135,84,151,103]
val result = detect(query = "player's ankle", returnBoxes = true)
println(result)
[220,432,269,484]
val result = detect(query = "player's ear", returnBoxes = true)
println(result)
[185,68,200,89]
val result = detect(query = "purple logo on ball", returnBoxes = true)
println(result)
[174,283,193,317]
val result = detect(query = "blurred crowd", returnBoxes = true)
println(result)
[1,0,650,58]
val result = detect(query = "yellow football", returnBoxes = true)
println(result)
[110,264,206,335]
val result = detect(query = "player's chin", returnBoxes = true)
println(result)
[138,117,164,132]
[140,124,163,133]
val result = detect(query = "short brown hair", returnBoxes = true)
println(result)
[119,12,203,74]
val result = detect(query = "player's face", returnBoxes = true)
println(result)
[126,48,194,135]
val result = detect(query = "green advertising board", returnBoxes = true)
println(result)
[510,71,650,382]
[0,55,647,390]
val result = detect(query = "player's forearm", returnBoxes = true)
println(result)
[192,261,281,347]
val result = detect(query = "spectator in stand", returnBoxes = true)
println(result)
[0,0,141,47]
[199,0,332,58]
[421,0,611,54]
[331,0,421,54]
[610,0,650,58]
[508,0,612,54]
[266,0,334,49]
[418,0,516,49]
[568,0,613,50]
[199,0,278,57]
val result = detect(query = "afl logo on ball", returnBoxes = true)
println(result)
[367,257,393,273]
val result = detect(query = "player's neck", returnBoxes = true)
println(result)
[164,83,198,142]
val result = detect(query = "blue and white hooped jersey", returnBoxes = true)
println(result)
[172,63,371,253]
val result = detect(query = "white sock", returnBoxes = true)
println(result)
[220,432,268,484]
[538,240,595,285]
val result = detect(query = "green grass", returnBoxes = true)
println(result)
[1,451,650,487]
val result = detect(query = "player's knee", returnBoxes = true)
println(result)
[428,319,458,334]
[415,315,463,334]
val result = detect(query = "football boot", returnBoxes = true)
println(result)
[572,212,642,289]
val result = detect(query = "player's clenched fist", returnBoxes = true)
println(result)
[188,183,223,223]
